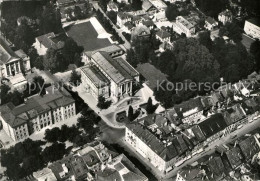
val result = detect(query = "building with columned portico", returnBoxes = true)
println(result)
[0,37,31,87]
[81,51,139,102]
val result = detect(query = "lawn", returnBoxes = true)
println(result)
[64,20,112,51]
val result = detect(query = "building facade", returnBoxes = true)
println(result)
[175,16,195,37]
[81,51,139,102]
[0,38,31,87]
[0,87,76,142]
[244,18,260,40]
[218,9,233,25]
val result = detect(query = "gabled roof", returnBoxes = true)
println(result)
[174,98,204,118]
[198,113,227,138]
[91,51,138,84]
[156,30,171,39]
[36,32,66,50]
[205,17,217,25]
[142,0,154,11]
[238,135,260,161]
[126,123,178,161]
[0,38,19,64]
[0,87,75,128]
[117,12,131,20]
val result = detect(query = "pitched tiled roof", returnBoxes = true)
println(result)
[36,33,66,50]
[238,135,260,161]
[81,65,110,88]
[156,30,171,39]
[205,17,217,25]
[174,98,204,118]
[142,0,153,11]
[126,123,178,161]
[198,113,227,138]
[0,87,75,128]
[0,38,19,64]
[91,52,138,84]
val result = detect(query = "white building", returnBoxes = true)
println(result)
[244,18,260,40]
[0,38,31,87]
[81,51,139,102]
[175,16,196,37]
[204,17,218,30]
[125,123,178,172]
[0,86,76,142]
[34,32,66,56]
[156,30,171,43]
[218,9,233,25]
[117,12,131,27]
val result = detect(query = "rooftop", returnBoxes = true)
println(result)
[0,87,75,128]
[198,113,227,138]
[81,64,110,88]
[126,123,179,161]
[156,30,171,39]
[35,32,66,50]
[238,135,260,161]
[0,37,19,65]
[91,51,138,84]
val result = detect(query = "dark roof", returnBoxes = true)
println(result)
[191,125,206,142]
[117,12,131,20]
[126,123,178,161]
[223,104,246,125]
[198,113,227,138]
[81,65,110,88]
[207,156,226,180]
[238,135,260,161]
[0,87,75,128]
[142,20,154,27]
[178,165,204,181]
[0,37,19,64]
[205,17,217,24]
[91,52,138,84]
[247,18,260,27]
[36,32,66,50]
[49,154,88,180]
[225,146,243,169]
[156,30,171,39]
[64,21,112,51]
[174,98,204,118]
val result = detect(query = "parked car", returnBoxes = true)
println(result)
[237,125,243,129]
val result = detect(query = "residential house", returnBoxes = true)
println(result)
[238,135,260,162]
[107,1,119,12]
[142,0,157,14]
[175,16,196,37]
[33,168,57,181]
[125,122,179,172]
[0,38,31,87]
[244,18,260,40]
[131,25,151,41]
[174,98,204,125]
[206,155,227,181]
[175,165,206,181]
[81,51,139,101]
[0,86,76,142]
[141,19,154,30]
[218,9,233,25]
[204,17,218,30]
[156,30,171,43]
[117,12,131,27]
[34,32,66,56]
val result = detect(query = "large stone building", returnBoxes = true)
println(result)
[0,38,31,87]
[125,122,179,172]
[81,51,139,101]
[244,18,260,40]
[0,86,75,142]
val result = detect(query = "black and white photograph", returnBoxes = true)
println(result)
[0,0,260,180]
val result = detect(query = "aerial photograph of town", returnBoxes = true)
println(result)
[0,0,260,180]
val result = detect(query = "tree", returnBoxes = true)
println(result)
[219,22,242,43]
[128,106,134,122]
[43,48,57,72]
[41,143,66,163]
[44,127,60,142]
[165,4,179,21]
[40,3,62,34]
[62,38,84,66]
[131,0,142,11]
[107,11,117,24]
[198,31,213,51]
[154,81,175,109]
[97,96,112,109]
[10,90,24,106]
[99,0,109,11]
[0,84,11,105]
[70,70,81,86]
[74,6,82,19]
[146,97,158,114]
[250,39,260,71]
[126,48,138,67]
